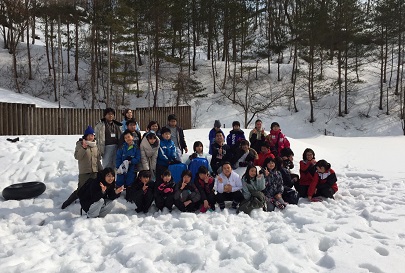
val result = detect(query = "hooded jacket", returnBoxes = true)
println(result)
[140,133,160,173]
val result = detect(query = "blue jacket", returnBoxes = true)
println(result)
[208,128,225,155]
[116,142,141,169]
[157,138,177,167]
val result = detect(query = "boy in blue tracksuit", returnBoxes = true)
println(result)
[156,127,178,179]
[116,129,141,188]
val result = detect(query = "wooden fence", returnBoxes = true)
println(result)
[0,102,191,135]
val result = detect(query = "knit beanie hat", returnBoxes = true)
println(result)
[83,125,95,137]
[214,120,221,128]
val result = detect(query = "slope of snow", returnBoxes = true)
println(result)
[0,131,404,273]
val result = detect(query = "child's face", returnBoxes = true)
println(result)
[85,134,95,141]
[198,172,208,180]
[127,122,136,132]
[261,146,269,154]
[195,145,203,153]
[241,144,249,152]
[317,166,326,173]
[272,125,280,131]
[182,175,191,184]
[105,173,115,184]
[233,125,240,130]
[215,133,224,143]
[162,175,171,183]
[222,164,232,176]
[140,176,150,184]
[169,119,177,127]
[148,136,157,144]
[162,132,171,140]
[124,133,134,145]
[267,161,276,170]
[255,121,262,130]
[306,152,314,161]
[248,167,257,178]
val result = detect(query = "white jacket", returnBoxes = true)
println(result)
[215,171,243,193]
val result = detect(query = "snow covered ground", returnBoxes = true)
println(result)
[1,130,404,273]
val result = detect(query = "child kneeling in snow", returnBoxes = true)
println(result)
[194,166,216,213]
[78,168,124,218]
[239,164,266,215]
[262,157,287,211]
[131,170,155,213]
[307,159,338,201]
[154,169,176,212]
[174,170,201,212]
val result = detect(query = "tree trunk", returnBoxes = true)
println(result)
[45,17,52,77]
[26,20,32,80]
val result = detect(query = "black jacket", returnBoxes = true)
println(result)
[78,173,120,212]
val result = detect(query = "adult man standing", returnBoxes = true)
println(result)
[95,108,122,169]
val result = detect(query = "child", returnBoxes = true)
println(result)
[194,166,216,213]
[140,130,160,180]
[262,157,287,211]
[62,125,103,209]
[154,170,176,212]
[232,140,258,169]
[185,141,213,173]
[215,162,244,210]
[297,148,317,197]
[266,122,290,157]
[249,119,267,153]
[275,156,300,205]
[239,164,266,215]
[208,120,225,155]
[174,170,201,212]
[116,129,141,188]
[156,127,178,178]
[308,159,338,201]
[161,114,188,161]
[77,167,124,218]
[132,170,155,213]
[210,131,232,175]
[254,142,275,167]
[226,121,246,154]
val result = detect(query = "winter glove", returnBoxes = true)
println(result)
[163,188,173,194]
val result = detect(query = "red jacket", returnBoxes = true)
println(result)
[308,169,338,197]
[299,160,316,186]
[266,129,290,157]
[254,150,275,167]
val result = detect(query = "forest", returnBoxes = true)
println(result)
[1,0,405,130]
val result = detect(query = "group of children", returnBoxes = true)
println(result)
[62,113,338,218]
